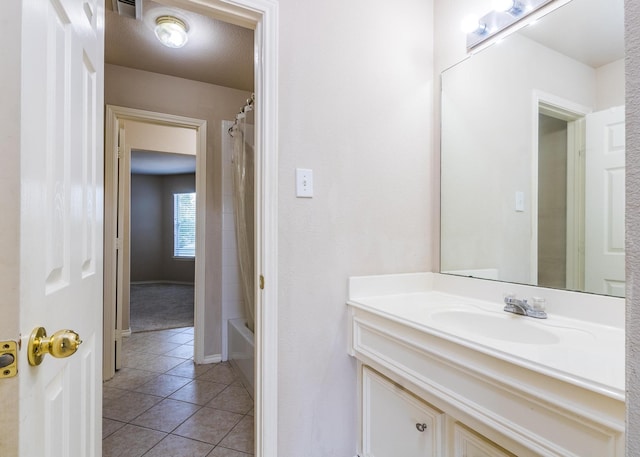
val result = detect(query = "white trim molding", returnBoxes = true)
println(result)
[249,2,279,457]
[104,105,208,376]
[202,354,223,364]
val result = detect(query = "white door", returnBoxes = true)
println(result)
[584,106,625,296]
[16,0,104,456]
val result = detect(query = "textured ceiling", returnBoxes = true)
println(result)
[105,0,254,91]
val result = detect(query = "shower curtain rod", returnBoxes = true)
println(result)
[228,93,255,136]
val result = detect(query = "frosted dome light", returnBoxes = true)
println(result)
[154,16,189,49]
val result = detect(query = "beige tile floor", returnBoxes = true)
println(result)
[103,327,254,457]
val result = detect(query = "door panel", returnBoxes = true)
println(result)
[584,106,625,296]
[19,0,104,456]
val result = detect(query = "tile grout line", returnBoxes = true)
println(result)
[104,326,254,456]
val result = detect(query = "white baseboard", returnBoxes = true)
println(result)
[202,354,222,364]
[121,328,132,337]
[130,280,195,285]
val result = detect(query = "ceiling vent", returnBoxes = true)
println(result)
[112,0,142,20]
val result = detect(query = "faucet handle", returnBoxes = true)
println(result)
[531,296,546,311]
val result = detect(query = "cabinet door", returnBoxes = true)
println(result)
[362,367,443,457]
[453,423,515,457]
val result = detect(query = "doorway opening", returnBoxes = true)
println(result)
[104,107,207,371]
[129,140,198,334]
[534,98,588,290]
[103,0,279,456]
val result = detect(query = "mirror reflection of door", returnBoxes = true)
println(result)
[584,106,626,297]
[537,104,625,297]
[537,104,586,291]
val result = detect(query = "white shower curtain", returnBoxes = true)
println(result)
[232,113,255,332]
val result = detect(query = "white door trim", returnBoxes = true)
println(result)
[104,106,208,375]
[247,6,279,457]
[171,2,280,454]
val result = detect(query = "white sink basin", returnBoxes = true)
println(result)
[429,310,561,344]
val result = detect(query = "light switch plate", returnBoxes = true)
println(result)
[296,168,313,198]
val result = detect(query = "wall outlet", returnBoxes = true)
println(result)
[296,168,313,198]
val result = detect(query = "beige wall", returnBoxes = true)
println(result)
[161,174,197,282]
[125,120,197,155]
[130,173,196,283]
[596,58,625,110]
[130,174,164,281]
[277,0,434,454]
[626,0,640,453]
[105,64,251,358]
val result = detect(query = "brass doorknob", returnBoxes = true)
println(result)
[27,327,82,366]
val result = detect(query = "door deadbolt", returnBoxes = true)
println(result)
[27,327,82,366]
[0,341,18,378]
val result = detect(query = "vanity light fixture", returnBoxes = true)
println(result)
[465,0,555,51]
[492,0,524,15]
[460,15,487,35]
[154,15,189,48]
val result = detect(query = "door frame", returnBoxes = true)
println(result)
[104,106,207,375]
[531,91,590,286]
[106,1,279,455]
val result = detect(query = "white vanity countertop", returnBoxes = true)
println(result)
[347,272,625,401]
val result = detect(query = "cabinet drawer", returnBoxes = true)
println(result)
[453,423,515,457]
[362,367,443,457]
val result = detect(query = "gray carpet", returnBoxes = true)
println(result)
[130,283,194,332]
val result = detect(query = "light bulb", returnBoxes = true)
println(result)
[493,0,523,14]
[461,15,485,34]
[493,0,515,11]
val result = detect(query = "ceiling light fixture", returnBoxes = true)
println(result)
[154,15,189,48]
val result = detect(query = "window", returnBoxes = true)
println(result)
[174,192,196,258]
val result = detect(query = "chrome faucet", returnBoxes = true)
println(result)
[503,295,547,319]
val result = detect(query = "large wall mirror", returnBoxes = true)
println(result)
[440,0,625,296]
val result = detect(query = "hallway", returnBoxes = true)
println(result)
[103,327,254,456]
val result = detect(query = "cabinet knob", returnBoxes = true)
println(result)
[415,423,428,432]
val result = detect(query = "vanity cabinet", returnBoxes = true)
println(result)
[362,367,443,456]
[360,366,515,457]
[452,423,514,457]
[348,278,625,457]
